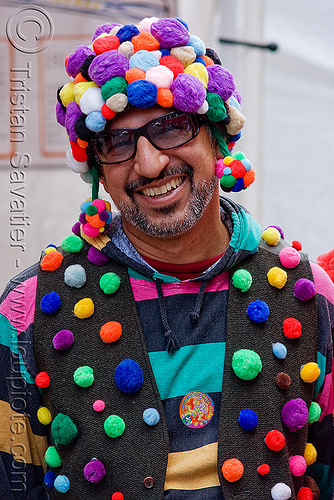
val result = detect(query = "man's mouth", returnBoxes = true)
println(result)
[140,176,184,197]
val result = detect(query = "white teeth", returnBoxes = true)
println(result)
[141,177,183,197]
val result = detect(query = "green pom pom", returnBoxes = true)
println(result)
[51,413,78,446]
[99,272,121,294]
[308,401,321,423]
[44,446,63,467]
[232,349,262,380]
[86,205,98,216]
[233,151,246,160]
[101,77,128,101]
[61,234,84,253]
[232,269,253,292]
[205,92,227,122]
[73,366,94,387]
[220,174,236,188]
[104,415,125,437]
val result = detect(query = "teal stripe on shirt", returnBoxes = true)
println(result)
[148,342,226,400]
[314,351,326,397]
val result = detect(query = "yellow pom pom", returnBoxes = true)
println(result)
[74,298,94,319]
[184,62,209,88]
[267,267,287,289]
[59,82,75,107]
[73,81,98,104]
[262,227,281,246]
[37,407,52,425]
[300,362,320,383]
[223,156,233,165]
[104,201,111,211]
[304,442,317,465]
[45,247,56,254]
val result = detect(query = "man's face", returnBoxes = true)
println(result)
[99,106,221,238]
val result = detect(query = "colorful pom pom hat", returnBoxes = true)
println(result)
[56,16,255,200]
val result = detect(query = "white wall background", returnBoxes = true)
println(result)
[1,0,333,290]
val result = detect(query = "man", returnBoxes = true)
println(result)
[0,16,333,500]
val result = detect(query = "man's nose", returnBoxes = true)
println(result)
[133,136,170,178]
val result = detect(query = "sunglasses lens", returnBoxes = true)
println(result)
[93,130,135,163]
[148,113,196,149]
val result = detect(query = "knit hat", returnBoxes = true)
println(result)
[56,16,254,198]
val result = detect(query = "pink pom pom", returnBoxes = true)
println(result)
[82,223,100,237]
[289,455,307,476]
[145,65,174,89]
[216,159,225,178]
[93,400,105,412]
[92,199,106,212]
[279,246,301,268]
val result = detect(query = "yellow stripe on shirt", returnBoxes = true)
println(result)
[164,442,220,491]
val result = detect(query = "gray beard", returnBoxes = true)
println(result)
[117,163,218,238]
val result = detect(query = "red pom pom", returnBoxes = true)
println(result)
[35,371,50,388]
[159,55,184,79]
[265,430,285,451]
[230,159,246,178]
[317,248,334,283]
[283,317,302,339]
[292,240,302,251]
[296,487,313,500]
[93,35,120,54]
[112,493,124,500]
[101,104,116,120]
[70,141,87,162]
[257,464,270,475]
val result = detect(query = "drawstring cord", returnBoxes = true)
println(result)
[189,281,207,324]
[155,280,179,354]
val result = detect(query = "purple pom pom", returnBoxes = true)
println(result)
[72,221,81,235]
[233,90,242,104]
[171,73,206,113]
[53,330,74,350]
[127,80,157,108]
[150,18,190,49]
[281,398,308,432]
[247,300,269,323]
[99,210,109,222]
[65,102,82,142]
[207,65,236,102]
[88,51,129,87]
[56,101,66,127]
[66,45,95,78]
[79,213,86,224]
[83,459,106,483]
[294,278,316,301]
[117,24,140,43]
[92,23,121,42]
[114,358,143,393]
[264,225,284,239]
[87,246,110,265]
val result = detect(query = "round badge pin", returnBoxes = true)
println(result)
[179,391,214,429]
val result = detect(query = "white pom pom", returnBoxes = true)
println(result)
[145,65,174,89]
[197,100,209,114]
[150,50,162,60]
[226,105,246,135]
[79,87,105,115]
[66,149,89,173]
[271,483,292,500]
[106,93,128,113]
[109,25,121,36]
[118,41,134,59]
[138,17,159,32]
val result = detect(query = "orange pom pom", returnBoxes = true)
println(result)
[132,31,160,52]
[201,55,214,66]
[86,213,105,228]
[101,104,116,120]
[70,140,87,162]
[100,321,122,343]
[93,35,120,54]
[243,168,255,187]
[222,459,244,482]
[77,138,88,149]
[125,68,146,84]
[74,73,88,84]
[157,88,173,108]
[41,251,63,271]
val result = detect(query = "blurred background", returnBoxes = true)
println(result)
[1,0,333,289]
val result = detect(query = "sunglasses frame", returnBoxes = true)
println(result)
[91,111,204,165]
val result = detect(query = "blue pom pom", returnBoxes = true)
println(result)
[194,56,206,66]
[85,111,106,132]
[247,300,269,323]
[229,131,242,142]
[80,200,92,212]
[160,49,170,57]
[241,159,252,171]
[176,18,189,30]
[64,264,87,288]
[272,342,287,359]
[54,475,70,493]
[46,244,57,249]
[231,178,245,192]
[143,407,160,426]
[40,292,61,314]
[238,408,258,431]
[223,167,231,175]
[116,24,140,43]
[129,50,159,72]
[127,80,157,108]
[187,35,205,56]
[44,470,56,488]
[114,358,143,393]
[229,95,241,111]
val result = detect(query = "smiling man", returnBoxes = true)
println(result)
[0,16,333,500]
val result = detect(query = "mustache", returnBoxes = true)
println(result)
[125,163,193,194]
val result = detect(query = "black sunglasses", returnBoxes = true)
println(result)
[91,111,203,165]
